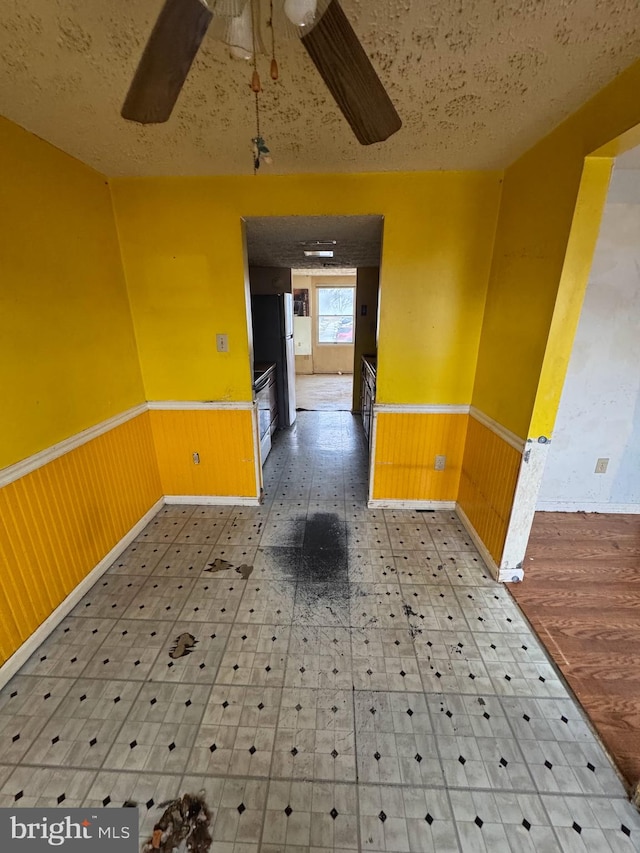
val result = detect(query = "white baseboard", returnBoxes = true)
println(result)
[454,504,503,582]
[537,500,640,514]
[164,495,261,506]
[367,499,456,510]
[0,497,164,691]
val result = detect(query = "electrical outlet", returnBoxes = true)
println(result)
[216,333,229,353]
[434,455,446,471]
[595,457,609,474]
[192,452,200,465]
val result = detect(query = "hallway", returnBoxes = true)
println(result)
[0,412,638,851]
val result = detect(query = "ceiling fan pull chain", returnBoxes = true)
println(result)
[250,0,262,93]
[250,0,271,174]
[252,92,261,174]
[269,0,279,80]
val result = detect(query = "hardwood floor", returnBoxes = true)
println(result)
[510,511,640,789]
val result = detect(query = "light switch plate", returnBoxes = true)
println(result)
[216,334,229,353]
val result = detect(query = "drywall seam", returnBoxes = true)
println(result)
[106,177,147,396]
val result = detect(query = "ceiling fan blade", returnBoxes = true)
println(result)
[301,0,401,145]
[122,0,213,124]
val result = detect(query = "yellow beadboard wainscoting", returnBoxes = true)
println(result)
[458,411,523,565]
[149,405,260,501]
[0,411,162,667]
[370,408,469,504]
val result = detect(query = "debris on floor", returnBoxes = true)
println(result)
[204,558,234,573]
[169,632,198,659]
[141,791,212,853]
[235,563,253,579]
[204,557,254,579]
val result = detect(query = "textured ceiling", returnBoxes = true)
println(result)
[1,0,640,177]
[245,215,383,268]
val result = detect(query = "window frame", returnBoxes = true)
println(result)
[315,284,356,346]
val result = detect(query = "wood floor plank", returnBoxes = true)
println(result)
[523,557,640,576]
[511,511,640,788]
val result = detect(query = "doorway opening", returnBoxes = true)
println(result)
[293,268,357,411]
[244,216,383,416]
[243,214,383,465]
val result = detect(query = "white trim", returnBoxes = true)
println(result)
[537,500,640,514]
[455,504,504,582]
[469,406,525,452]
[501,440,550,576]
[0,497,164,691]
[369,499,456,510]
[0,404,147,489]
[251,406,264,499]
[0,400,259,490]
[164,495,261,506]
[367,410,379,503]
[374,403,470,415]
[498,566,525,583]
[148,400,254,411]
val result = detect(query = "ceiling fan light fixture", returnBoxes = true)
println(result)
[284,0,318,28]
[228,2,255,60]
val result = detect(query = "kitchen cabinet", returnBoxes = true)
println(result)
[361,356,376,451]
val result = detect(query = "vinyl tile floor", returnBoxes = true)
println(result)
[1,412,639,852]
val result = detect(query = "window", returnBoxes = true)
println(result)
[317,286,355,344]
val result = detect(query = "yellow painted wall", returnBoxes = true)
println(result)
[112,172,500,504]
[0,117,145,469]
[472,59,640,441]
[150,409,258,497]
[0,117,159,666]
[458,418,521,564]
[372,413,468,502]
[529,157,613,438]
[0,413,161,666]
[111,172,502,407]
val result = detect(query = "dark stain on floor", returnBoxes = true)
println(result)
[303,512,347,552]
[258,512,423,631]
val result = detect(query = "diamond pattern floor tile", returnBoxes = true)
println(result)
[0,411,634,853]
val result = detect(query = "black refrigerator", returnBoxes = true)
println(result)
[251,294,297,427]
